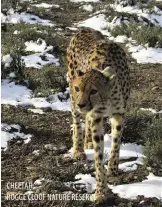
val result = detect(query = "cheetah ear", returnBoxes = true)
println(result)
[102,66,116,80]
[76,70,84,77]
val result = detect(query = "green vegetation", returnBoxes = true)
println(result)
[124,108,162,176]
[1,0,162,206]
[26,65,68,97]
[143,118,162,175]
[111,22,162,47]
[1,31,25,79]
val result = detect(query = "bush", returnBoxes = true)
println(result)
[143,118,162,175]
[1,32,25,79]
[111,22,162,47]
[1,0,29,12]
[26,65,68,97]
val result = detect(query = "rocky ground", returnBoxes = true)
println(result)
[1,0,162,206]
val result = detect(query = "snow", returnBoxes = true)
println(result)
[140,108,158,114]
[77,14,110,36]
[34,178,45,185]
[33,3,60,8]
[70,0,99,2]
[66,27,78,31]
[24,191,34,195]
[8,72,16,78]
[67,134,144,161]
[81,5,93,12]
[76,11,162,64]
[127,44,162,64]
[25,39,53,53]
[1,123,32,150]
[1,80,31,106]
[1,9,54,26]
[1,80,70,111]
[1,130,16,150]
[111,4,162,27]
[1,0,162,203]
[1,13,7,23]
[77,14,122,36]
[71,172,162,200]
[28,108,44,114]
[74,174,96,193]
[22,53,60,69]
[111,35,128,43]
[2,55,13,68]
[22,39,60,68]
[119,157,143,172]
[2,50,58,74]
[111,173,162,200]
[32,150,40,156]
[13,30,20,34]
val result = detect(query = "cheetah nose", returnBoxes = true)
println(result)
[78,103,86,108]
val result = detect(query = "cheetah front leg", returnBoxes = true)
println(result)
[84,114,93,149]
[107,114,124,176]
[71,107,85,159]
[90,115,108,201]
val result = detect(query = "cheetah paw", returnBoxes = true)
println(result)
[73,151,86,160]
[90,193,107,202]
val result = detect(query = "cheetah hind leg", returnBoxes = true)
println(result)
[84,114,93,149]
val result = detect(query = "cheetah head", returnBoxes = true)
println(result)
[72,67,116,114]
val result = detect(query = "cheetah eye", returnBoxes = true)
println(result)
[74,86,80,92]
[90,89,98,95]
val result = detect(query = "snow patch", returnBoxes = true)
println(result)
[28,108,44,114]
[67,172,162,200]
[13,30,20,34]
[119,157,143,172]
[139,108,162,114]
[111,173,162,200]
[1,123,32,150]
[1,9,54,26]
[111,4,162,27]
[1,80,70,111]
[25,39,53,53]
[33,3,60,8]
[127,44,162,64]
[22,53,59,69]
[34,178,45,186]
[77,14,122,36]
[67,134,144,161]
[109,35,128,43]
[22,39,60,68]
[71,0,99,2]
[81,5,93,12]
[2,55,13,68]
[32,150,40,156]
[65,174,96,193]
[66,27,78,31]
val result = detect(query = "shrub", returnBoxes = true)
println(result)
[143,118,162,175]
[26,65,68,97]
[1,32,25,79]
[111,22,162,47]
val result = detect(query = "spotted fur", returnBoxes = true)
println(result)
[66,27,130,201]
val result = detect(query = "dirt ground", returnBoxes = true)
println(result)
[2,62,162,206]
[1,0,162,206]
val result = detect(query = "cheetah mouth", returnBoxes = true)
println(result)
[77,106,93,114]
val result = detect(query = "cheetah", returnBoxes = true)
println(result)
[66,27,130,201]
